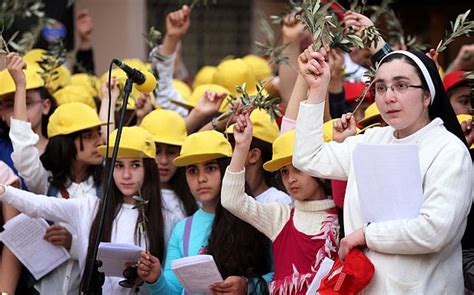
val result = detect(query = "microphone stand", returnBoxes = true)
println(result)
[81,78,134,295]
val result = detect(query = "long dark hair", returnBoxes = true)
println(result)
[86,158,166,262]
[40,130,102,189]
[379,52,467,147]
[169,166,199,216]
[202,158,272,293]
[37,87,57,138]
[250,137,283,191]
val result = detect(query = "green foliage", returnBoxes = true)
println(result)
[255,18,289,65]
[436,10,474,53]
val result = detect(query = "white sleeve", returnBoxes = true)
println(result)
[149,47,189,117]
[9,118,49,194]
[293,101,363,180]
[365,145,473,254]
[221,167,290,240]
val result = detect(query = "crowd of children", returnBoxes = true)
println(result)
[1,2,474,295]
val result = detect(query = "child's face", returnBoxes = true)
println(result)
[185,159,221,207]
[280,164,325,201]
[155,143,180,184]
[113,158,145,198]
[75,127,104,166]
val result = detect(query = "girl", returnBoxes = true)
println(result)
[0,126,171,294]
[137,130,272,294]
[294,44,471,293]
[140,109,198,222]
[222,118,339,294]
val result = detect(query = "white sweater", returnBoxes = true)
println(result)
[293,101,472,294]
[0,187,178,295]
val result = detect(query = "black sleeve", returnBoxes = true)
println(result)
[73,48,96,75]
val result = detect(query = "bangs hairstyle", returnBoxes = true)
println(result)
[182,157,272,293]
[378,51,467,148]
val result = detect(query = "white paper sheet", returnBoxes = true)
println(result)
[353,143,423,222]
[306,257,335,295]
[0,213,70,280]
[171,255,223,294]
[97,242,143,277]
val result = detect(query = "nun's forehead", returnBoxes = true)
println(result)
[375,59,420,81]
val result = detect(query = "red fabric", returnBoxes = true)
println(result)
[318,249,375,295]
[343,82,374,103]
[443,70,467,91]
[271,208,339,294]
[331,180,347,209]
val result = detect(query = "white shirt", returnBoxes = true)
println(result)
[255,187,292,205]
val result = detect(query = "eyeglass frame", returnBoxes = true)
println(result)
[370,81,425,98]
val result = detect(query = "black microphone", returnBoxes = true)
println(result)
[112,59,157,93]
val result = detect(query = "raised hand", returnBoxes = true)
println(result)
[166,5,191,38]
[6,52,26,87]
[194,90,227,117]
[76,9,94,50]
[332,112,357,143]
[460,117,474,148]
[298,45,330,98]
[233,111,253,148]
[281,13,307,44]
[137,251,161,284]
[43,224,73,250]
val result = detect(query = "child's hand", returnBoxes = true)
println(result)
[332,113,357,143]
[166,5,191,38]
[343,10,374,33]
[233,111,253,148]
[137,251,161,284]
[298,45,330,94]
[43,224,73,250]
[100,76,119,102]
[209,276,247,295]
[6,52,26,87]
[460,117,474,148]
[338,227,366,262]
[281,12,306,44]
[194,91,227,117]
[135,93,154,122]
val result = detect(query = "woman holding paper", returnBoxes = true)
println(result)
[0,126,175,294]
[138,131,272,294]
[293,37,472,294]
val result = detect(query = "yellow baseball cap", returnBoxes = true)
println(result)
[23,49,71,92]
[171,84,230,113]
[97,126,156,159]
[70,73,101,98]
[0,64,45,99]
[457,114,474,149]
[242,55,272,82]
[263,122,336,172]
[173,130,232,167]
[213,59,258,96]
[53,85,97,109]
[193,66,216,89]
[357,102,381,127]
[47,102,107,138]
[226,109,279,144]
[173,79,192,102]
[140,109,187,146]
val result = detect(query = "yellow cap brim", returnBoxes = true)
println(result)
[173,153,230,167]
[49,121,109,138]
[263,156,292,172]
[97,146,154,158]
[151,136,184,147]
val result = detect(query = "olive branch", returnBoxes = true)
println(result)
[132,195,149,251]
[436,10,474,53]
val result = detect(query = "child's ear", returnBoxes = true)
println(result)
[247,148,262,165]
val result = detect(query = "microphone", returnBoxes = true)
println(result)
[112,59,157,93]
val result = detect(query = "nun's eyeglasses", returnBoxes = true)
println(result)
[371,81,424,98]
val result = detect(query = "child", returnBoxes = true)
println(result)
[140,109,198,221]
[221,112,339,294]
[137,130,272,294]
[0,126,173,294]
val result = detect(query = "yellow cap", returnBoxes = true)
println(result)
[173,79,192,102]
[47,102,106,138]
[357,102,381,127]
[457,114,474,149]
[97,126,155,158]
[0,64,45,99]
[226,109,279,143]
[140,109,187,146]
[242,55,272,82]
[173,130,232,166]
[263,123,335,172]
[23,49,71,92]
[172,84,230,113]
[53,85,97,109]
[213,59,258,96]
[70,73,101,98]
[193,66,216,89]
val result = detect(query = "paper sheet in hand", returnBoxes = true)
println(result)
[97,242,143,277]
[0,213,70,280]
[353,144,423,222]
[172,255,223,294]
[306,257,334,295]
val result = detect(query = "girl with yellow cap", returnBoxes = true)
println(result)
[137,130,272,294]
[0,126,171,294]
[221,112,339,295]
